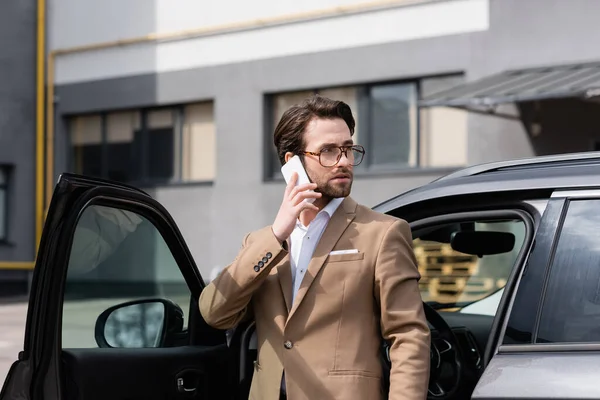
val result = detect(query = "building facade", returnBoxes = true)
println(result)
[3,0,600,292]
[0,0,40,296]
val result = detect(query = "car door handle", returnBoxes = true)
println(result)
[177,377,196,393]
[175,368,202,394]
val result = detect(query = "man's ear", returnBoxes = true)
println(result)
[284,152,295,163]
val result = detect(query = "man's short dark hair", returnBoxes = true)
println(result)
[273,94,356,166]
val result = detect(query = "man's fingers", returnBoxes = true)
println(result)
[288,182,318,199]
[284,172,298,196]
[293,190,321,205]
[297,201,319,213]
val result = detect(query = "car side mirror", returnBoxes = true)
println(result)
[94,298,184,348]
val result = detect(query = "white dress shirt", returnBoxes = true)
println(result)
[288,197,343,305]
[281,197,343,393]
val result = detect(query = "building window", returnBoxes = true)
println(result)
[368,82,418,169]
[69,102,215,185]
[265,75,467,179]
[0,168,7,241]
[182,103,216,181]
[71,115,103,178]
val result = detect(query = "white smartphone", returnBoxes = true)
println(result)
[281,155,315,203]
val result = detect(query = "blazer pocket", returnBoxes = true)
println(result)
[328,370,381,379]
[327,252,365,263]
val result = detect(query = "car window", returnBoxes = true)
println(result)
[536,199,600,343]
[414,218,526,315]
[62,204,190,349]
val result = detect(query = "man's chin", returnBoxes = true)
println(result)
[322,183,352,198]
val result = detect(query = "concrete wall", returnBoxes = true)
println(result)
[49,0,489,84]
[465,0,600,164]
[519,99,600,156]
[0,0,37,267]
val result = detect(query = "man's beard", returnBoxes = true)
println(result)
[310,170,353,199]
[318,179,352,198]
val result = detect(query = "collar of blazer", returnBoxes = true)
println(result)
[278,196,358,320]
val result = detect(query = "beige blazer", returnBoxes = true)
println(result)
[200,197,430,400]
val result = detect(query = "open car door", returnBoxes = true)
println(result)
[0,173,235,400]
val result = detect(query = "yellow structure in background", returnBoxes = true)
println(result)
[0,0,45,270]
[414,239,506,305]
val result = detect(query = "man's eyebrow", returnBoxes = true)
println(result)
[319,140,354,148]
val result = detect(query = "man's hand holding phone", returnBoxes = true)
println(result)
[272,172,321,243]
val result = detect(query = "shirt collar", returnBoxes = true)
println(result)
[321,197,344,218]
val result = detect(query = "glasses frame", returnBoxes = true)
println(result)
[302,145,366,167]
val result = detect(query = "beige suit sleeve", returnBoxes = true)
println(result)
[199,226,288,330]
[375,219,431,400]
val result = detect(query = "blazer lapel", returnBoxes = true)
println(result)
[287,197,358,321]
[277,255,293,313]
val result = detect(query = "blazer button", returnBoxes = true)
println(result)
[266,252,273,259]
[254,265,260,272]
[258,261,264,268]
[284,341,293,349]
[262,257,268,263]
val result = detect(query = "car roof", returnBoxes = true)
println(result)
[374,151,600,214]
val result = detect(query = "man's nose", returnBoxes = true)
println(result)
[337,151,351,167]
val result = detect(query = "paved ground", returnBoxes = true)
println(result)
[0,301,27,386]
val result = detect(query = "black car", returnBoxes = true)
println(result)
[3,151,600,400]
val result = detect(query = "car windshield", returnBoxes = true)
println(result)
[414,219,526,314]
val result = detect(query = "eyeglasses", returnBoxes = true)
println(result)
[303,145,366,167]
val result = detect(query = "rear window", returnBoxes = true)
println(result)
[536,199,600,343]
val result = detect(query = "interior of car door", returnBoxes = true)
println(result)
[0,174,236,400]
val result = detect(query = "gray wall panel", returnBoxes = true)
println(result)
[0,0,37,263]
[466,0,600,164]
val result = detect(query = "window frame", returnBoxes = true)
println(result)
[0,166,7,242]
[412,215,528,308]
[357,80,421,171]
[409,207,536,368]
[55,191,220,351]
[68,103,215,188]
[263,75,467,181]
[19,173,227,400]
[61,199,195,349]
[499,189,600,353]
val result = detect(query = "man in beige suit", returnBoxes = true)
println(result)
[200,95,430,400]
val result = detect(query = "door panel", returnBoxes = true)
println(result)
[0,174,231,400]
[477,194,600,399]
[473,352,600,399]
[62,346,229,400]
[473,194,581,400]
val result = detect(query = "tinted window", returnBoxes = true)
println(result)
[146,128,174,181]
[265,78,467,179]
[537,199,600,343]
[69,103,216,184]
[415,218,526,316]
[62,205,190,349]
[501,199,562,345]
[370,83,417,168]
